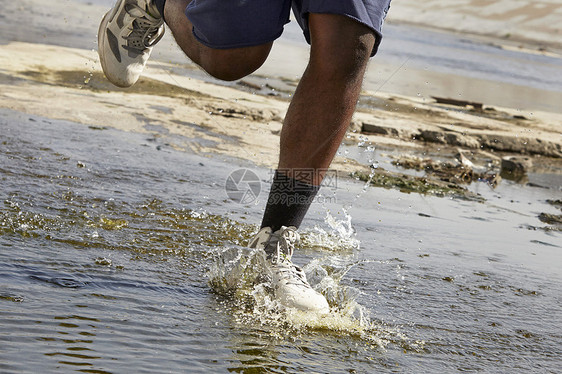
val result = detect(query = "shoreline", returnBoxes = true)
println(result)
[1,41,560,203]
[385,19,562,56]
[386,0,562,53]
[2,0,561,114]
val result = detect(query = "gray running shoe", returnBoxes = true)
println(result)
[98,0,164,87]
[249,226,330,313]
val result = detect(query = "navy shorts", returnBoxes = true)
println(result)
[185,0,392,56]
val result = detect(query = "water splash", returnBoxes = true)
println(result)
[301,209,360,252]
[207,245,269,298]
[206,245,418,350]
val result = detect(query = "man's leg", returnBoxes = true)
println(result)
[280,14,375,180]
[251,14,376,313]
[260,14,375,231]
[163,0,273,81]
[98,0,274,86]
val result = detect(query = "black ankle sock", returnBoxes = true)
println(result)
[260,170,320,232]
[152,0,166,20]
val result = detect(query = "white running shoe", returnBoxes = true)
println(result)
[249,226,330,314]
[98,0,165,87]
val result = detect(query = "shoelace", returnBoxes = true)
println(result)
[267,228,312,288]
[123,3,165,53]
[266,227,298,263]
[273,261,310,288]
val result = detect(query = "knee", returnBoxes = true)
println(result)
[202,58,262,81]
[199,44,272,81]
[316,36,373,76]
[308,14,375,83]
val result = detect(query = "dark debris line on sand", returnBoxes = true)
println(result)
[538,201,562,232]
[351,169,485,202]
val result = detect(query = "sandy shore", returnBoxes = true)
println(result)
[1,41,560,200]
[1,0,561,204]
[388,0,562,51]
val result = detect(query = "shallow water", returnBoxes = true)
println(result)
[1,108,561,373]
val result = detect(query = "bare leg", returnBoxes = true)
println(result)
[163,0,273,81]
[278,14,375,185]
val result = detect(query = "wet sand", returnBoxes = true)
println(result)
[388,0,562,51]
[1,40,561,200]
[2,1,561,178]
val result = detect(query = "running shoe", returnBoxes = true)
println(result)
[249,226,330,313]
[98,0,164,87]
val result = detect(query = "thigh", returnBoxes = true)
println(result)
[292,0,392,56]
[186,0,293,49]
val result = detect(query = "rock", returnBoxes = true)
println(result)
[417,130,480,148]
[237,80,262,90]
[417,130,445,143]
[445,133,481,148]
[501,156,532,174]
[477,134,562,158]
[432,96,483,110]
[500,156,532,182]
[362,122,399,136]
[546,199,562,211]
[538,213,562,225]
